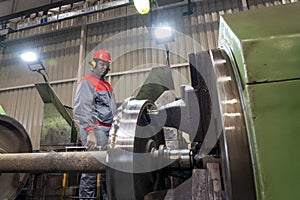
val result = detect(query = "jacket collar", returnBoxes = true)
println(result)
[91,70,105,80]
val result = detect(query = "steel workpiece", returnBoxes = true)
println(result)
[0,151,107,173]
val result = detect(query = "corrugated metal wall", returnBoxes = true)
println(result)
[0,0,293,149]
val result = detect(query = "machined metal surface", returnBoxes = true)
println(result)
[107,99,165,200]
[152,145,191,169]
[0,115,32,200]
[0,151,106,173]
[210,49,256,200]
[189,50,256,200]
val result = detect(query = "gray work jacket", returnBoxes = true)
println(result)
[74,71,116,133]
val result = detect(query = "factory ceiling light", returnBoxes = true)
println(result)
[133,0,150,14]
[20,51,38,63]
[20,51,49,82]
[152,26,175,67]
[153,26,174,44]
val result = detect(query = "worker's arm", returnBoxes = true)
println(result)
[74,80,95,132]
[110,92,117,116]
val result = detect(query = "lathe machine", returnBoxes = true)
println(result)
[1,2,300,200]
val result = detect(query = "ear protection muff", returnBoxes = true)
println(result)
[90,60,97,68]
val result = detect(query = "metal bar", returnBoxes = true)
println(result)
[0,64,189,92]
[0,151,107,173]
[0,0,86,21]
[2,0,191,44]
[0,78,77,92]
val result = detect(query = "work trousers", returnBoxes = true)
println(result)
[79,124,110,200]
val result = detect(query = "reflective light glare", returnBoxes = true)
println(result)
[21,52,38,63]
[225,126,236,130]
[221,99,238,104]
[214,59,226,65]
[154,26,173,41]
[223,113,241,117]
[134,0,150,15]
[217,76,232,82]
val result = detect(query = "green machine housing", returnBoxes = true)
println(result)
[219,2,300,200]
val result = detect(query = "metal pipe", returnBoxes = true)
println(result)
[0,151,107,173]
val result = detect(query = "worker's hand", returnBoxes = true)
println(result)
[86,130,97,151]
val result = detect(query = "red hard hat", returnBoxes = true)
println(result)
[93,49,111,63]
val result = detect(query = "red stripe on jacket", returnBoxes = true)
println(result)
[80,74,113,92]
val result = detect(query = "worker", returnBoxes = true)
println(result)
[74,49,116,200]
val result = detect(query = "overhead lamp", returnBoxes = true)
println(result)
[133,0,150,15]
[20,51,49,82]
[152,26,175,67]
[20,51,38,63]
[153,26,174,44]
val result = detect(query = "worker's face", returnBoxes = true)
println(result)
[94,60,110,77]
